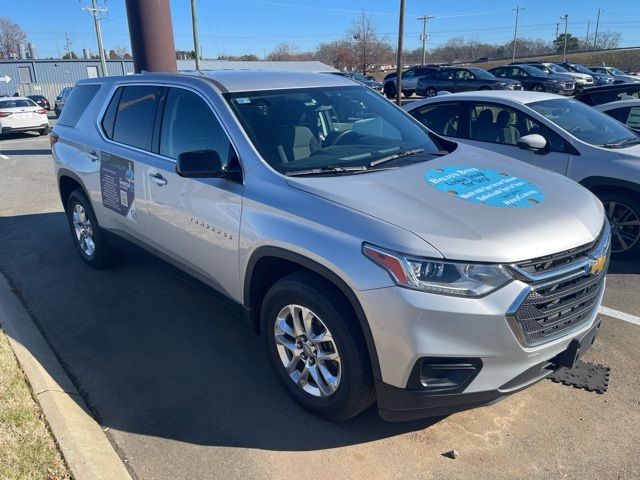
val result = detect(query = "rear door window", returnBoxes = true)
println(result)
[58,84,101,127]
[410,103,462,137]
[607,106,640,129]
[111,85,160,151]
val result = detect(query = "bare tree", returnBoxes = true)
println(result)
[315,40,355,70]
[0,17,27,58]
[349,12,393,74]
[266,42,314,61]
[594,31,622,49]
[112,46,131,59]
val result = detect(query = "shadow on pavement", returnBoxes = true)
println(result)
[608,257,640,275]
[0,212,438,452]
[0,149,52,156]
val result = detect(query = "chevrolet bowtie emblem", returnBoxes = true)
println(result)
[585,255,607,276]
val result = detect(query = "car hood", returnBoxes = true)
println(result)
[564,72,592,81]
[548,73,576,82]
[286,145,604,263]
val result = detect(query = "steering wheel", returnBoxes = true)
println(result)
[328,129,358,146]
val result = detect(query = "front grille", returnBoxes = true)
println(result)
[507,222,610,347]
[511,271,605,346]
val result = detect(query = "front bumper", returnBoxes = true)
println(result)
[357,274,605,421]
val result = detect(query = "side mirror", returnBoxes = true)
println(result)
[517,134,548,153]
[176,150,233,178]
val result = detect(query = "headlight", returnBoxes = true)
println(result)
[362,244,511,297]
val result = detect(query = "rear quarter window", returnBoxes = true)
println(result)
[58,84,101,127]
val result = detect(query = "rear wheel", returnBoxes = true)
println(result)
[402,90,415,97]
[38,126,49,136]
[531,83,545,92]
[598,192,640,258]
[261,271,375,421]
[66,190,119,269]
[425,86,437,97]
[384,83,396,98]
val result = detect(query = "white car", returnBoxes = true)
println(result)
[595,99,640,130]
[403,91,640,257]
[0,97,50,137]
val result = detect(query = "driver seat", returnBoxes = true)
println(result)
[276,126,320,163]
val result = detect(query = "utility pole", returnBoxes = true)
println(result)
[83,0,108,76]
[417,15,434,66]
[560,14,568,62]
[190,0,201,69]
[396,0,405,106]
[555,23,560,42]
[512,6,523,63]
[584,19,590,51]
[593,9,602,50]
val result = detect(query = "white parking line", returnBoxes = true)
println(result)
[0,153,9,160]
[599,306,640,326]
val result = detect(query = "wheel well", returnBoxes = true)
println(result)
[59,175,84,211]
[587,184,640,203]
[245,253,382,381]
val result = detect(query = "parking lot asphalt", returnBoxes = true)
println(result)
[1,117,639,480]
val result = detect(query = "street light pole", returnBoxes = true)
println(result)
[512,6,523,63]
[396,0,405,106]
[560,14,569,62]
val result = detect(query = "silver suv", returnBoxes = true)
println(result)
[52,72,610,421]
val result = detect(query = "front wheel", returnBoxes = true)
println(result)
[598,192,640,258]
[66,190,119,269]
[531,83,545,92]
[402,90,415,97]
[424,86,437,97]
[261,271,375,421]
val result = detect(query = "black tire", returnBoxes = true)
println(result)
[597,192,640,258]
[66,190,119,269]
[261,271,375,421]
[38,126,49,136]
[402,90,415,97]
[424,86,437,97]
[531,83,545,92]
[384,83,396,99]
[54,108,60,116]
[480,86,492,90]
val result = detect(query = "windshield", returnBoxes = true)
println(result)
[226,86,444,175]
[523,65,547,76]
[529,98,638,147]
[0,99,36,108]
[469,68,495,80]
[572,64,595,74]
[548,64,569,73]
[609,67,627,76]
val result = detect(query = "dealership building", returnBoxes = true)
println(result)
[0,59,335,103]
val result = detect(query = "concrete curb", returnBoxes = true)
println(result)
[0,273,132,480]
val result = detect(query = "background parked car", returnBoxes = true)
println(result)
[383,66,440,98]
[558,62,614,86]
[416,67,521,97]
[489,64,575,94]
[0,96,50,136]
[519,62,593,90]
[403,91,640,257]
[330,72,383,93]
[588,66,640,84]
[26,94,50,110]
[595,99,640,130]
[575,83,640,106]
[54,87,73,116]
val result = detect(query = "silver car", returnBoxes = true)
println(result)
[404,91,640,257]
[52,72,609,421]
[588,66,640,84]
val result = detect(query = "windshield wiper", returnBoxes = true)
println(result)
[602,136,640,148]
[369,148,425,167]
[285,165,369,177]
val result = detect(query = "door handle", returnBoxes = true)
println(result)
[149,172,168,186]
[87,151,99,162]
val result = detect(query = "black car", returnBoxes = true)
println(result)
[416,67,521,97]
[27,94,50,110]
[575,83,640,106]
[489,65,575,95]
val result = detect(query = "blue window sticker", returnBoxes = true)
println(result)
[425,166,544,208]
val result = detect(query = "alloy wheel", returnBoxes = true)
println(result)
[273,304,341,397]
[72,204,96,257]
[604,200,640,253]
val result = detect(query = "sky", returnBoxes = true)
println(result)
[3,0,639,58]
